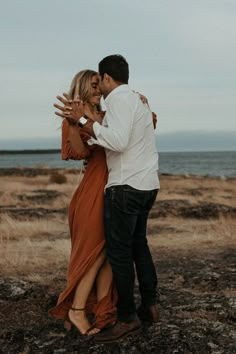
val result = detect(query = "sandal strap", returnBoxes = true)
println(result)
[70,307,85,311]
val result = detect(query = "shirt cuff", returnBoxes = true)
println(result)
[87,121,101,146]
[93,121,102,136]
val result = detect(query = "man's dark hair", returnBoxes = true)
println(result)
[99,54,129,84]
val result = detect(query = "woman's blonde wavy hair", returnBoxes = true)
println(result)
[68,70,101,110]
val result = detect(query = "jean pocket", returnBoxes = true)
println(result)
[123,188,158,214]
[122,189,146,214]
[145,190,158,211]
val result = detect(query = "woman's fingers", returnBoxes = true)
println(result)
[55,112,75,123]
[63,92,72,103]
[56,95,67,105]
[55,111,66,118]
[58,93,83,107]
[54,93,84,120]
[54,103,66,111]
[54,102,72,111]
[56,94,72,106]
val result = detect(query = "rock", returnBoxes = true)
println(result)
[0,279,30,300]
[0,207,67,220]
[1,250,235,354]
[17,189,64,203]
[150,200,236,219]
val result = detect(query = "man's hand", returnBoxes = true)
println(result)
[82,118,96,139]
[54,93,85,125]
[82,158,89,172]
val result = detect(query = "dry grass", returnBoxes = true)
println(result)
[158,174,236,207]
[0,214,70,279]
[0,214,66,241]
[0,170,85,280]
[148,216,236,254]
[0,172,83,209]
[1,213,235,281]
[0,171,235,282]
[0,237,70,279]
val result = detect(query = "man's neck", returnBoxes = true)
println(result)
[111,81,123,91]
[107,82,126,97]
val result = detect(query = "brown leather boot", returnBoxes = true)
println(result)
[137,304,160,322]
[94,318,141,343]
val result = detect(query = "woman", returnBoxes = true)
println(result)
[49,70,117,336]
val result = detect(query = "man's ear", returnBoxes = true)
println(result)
[104,73,110,82]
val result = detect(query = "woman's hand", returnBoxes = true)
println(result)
[133,91,149,106]
[54,93,85,125]
[138,92,149,105]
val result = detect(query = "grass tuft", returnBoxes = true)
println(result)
[49,173,67,184]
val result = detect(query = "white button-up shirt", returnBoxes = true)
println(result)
[88,84,160,190]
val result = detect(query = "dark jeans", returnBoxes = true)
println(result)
[104,184,159,321]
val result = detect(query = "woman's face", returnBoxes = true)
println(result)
[88,74,101,105]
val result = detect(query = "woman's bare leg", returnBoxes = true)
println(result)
[96,260,113,301]
[69,250,105,334]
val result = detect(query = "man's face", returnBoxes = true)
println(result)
[98,74,110,98]
[88,74,101,106]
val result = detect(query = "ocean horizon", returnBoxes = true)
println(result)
[0,150,235,178]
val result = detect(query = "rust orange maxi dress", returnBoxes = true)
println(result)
[49,119,117,329]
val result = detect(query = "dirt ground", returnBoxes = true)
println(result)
[0,168,235,354]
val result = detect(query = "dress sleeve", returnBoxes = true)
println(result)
[61,119,91,160]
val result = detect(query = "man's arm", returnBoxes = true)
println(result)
[80,118,96,138]
[87,95,134,152]
[54,93,134,152]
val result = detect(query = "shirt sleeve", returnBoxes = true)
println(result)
[89,95,134,152]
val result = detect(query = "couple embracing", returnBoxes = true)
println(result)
[49,54,160,343]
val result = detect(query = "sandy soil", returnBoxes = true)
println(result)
[0,168,235,354]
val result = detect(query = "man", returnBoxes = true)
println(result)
[56,55,160,343]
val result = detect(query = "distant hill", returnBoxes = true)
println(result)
[0,131,236,152]
[156,131,236,152]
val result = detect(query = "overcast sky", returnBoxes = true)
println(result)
[0,0,235,144]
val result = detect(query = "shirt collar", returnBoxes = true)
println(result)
[104,84,130,103]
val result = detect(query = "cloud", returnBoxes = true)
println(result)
[0,0,235,141]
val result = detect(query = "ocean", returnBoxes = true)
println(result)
[0,151,235,177]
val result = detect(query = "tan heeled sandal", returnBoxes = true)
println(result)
[64,307,99,336]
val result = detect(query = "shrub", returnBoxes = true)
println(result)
[49,172,67,184]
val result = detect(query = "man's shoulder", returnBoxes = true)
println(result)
[110,88,138,105]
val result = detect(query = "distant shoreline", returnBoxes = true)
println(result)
[0,151,235,177]
[0,149,61,154]
[1,149,236,154]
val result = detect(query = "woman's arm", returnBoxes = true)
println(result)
[61,119,90,160]
[68,125,88,156]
